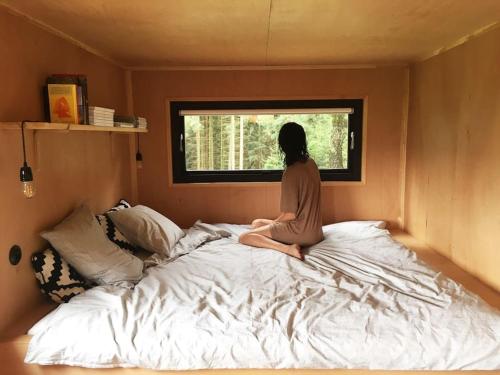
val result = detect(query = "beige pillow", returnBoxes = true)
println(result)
[108,205,184,257]
[41,205,143,286]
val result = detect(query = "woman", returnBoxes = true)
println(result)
[239,122,323,260]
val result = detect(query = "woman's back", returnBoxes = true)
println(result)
[273,158,323,246]
[239,122,322,259]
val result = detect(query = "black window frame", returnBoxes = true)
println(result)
[170,99,363,183]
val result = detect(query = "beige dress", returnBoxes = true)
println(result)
[270,158,323,246]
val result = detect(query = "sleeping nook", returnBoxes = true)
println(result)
[0,1,499,374]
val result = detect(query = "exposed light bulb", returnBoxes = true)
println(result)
[20,163,35,199]
[22,181,35,198]
[19,122,35,199]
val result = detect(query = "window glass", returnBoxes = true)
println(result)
[184,113,349,171]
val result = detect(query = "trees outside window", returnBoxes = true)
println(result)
[184,113,348,171]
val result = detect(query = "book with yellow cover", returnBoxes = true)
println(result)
[47,84,78,124]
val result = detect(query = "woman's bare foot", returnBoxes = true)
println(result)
[286,244,303,260]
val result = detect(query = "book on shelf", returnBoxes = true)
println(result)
[90,121,115,127]
[138,117,148,128]
[89,112,114,118]
[89,113,114,119]
[88,106,115,127]
[114,121,135,128]
[112,115,148,129]
[89,106,115,113]
[46,84,79,124]
[114,115,138,126]
[45,74,89,124]
[89,118,114,124]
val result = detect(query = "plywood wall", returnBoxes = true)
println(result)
[405,27,500,291]
[131,67,407,229]
[0,8,132,334]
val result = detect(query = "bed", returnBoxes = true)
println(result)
[25,221,500,370]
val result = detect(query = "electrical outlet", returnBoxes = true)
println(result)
[9,245,22,265]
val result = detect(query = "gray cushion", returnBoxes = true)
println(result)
[108,205,184,257]
[41,205,143,286]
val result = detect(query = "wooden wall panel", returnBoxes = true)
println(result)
[0,8,131,334]
[131,67,407,229]
[405,27,500,291]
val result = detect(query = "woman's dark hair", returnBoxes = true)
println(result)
[278,122,309,167]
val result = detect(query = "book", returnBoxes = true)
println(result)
[114,122,135,128]
[89,117,114,122]
[89,114,114,119]
[90,121,115,127]
[47,75,89,124]
[44,84,83,123]
[89,112,114,118]
[47,84,79,124]
[90,119,114,122]
[89,106,115,113]
[114,115,138,126]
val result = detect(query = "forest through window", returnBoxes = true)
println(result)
[184,113,349,171]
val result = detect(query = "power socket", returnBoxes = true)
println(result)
[9,245,22,265]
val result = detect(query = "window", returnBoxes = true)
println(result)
[170,99,363,183]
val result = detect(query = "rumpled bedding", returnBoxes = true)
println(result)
[144,220,232,267]
[25,221,500,370]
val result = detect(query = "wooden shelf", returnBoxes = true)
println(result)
[0,122,148,133]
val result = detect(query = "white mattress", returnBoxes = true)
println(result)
[25,221,500,370]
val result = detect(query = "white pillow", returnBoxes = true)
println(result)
[41,205,144,286]
[108,205,184,257]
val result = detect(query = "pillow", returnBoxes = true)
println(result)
[95,199,138,253]
[107,199,131,212]
[96,213,137,253]
[31,248,89,303]
[108,205,184,257]
[41,205,144,286]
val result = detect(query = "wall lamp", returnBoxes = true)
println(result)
[136,133,143,169]
[20,121,35,198]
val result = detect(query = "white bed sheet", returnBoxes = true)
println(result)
[25,221,500,370]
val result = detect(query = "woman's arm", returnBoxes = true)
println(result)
[251,213,295,228]
[275,212,296,222]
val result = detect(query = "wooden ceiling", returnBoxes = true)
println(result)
[2,0,500,68]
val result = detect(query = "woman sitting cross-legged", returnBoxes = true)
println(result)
[238,122,323,260]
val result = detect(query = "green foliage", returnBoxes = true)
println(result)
[184,113,348,171]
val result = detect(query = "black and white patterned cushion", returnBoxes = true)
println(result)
[95,199,137,253]
[31,248,89,303]
[107,199,131,212]
[96,213,137,253]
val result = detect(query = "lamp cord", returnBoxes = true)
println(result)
[136,133,140,153]
[21,121,28,166]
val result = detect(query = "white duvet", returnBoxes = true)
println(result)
[25,221,500,370]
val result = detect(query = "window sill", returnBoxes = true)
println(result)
[168,180,366,188]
